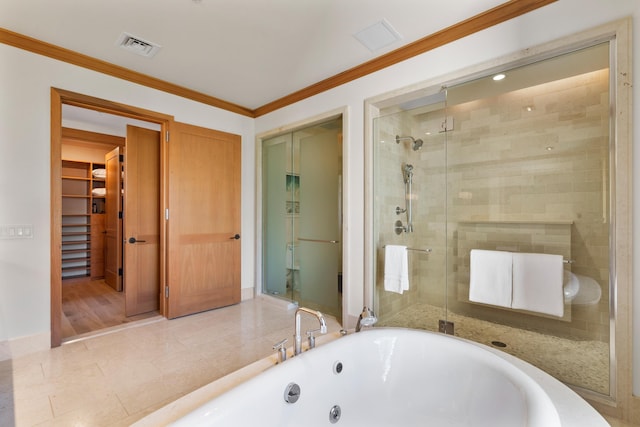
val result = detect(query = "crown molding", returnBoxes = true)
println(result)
[0,28,254,117]
[253,0,557,116]
[1,0,556,118]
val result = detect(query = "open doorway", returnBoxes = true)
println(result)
[59,105,162,341]
[52,88,243,348]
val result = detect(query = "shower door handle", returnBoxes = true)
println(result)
[298,237,340,244]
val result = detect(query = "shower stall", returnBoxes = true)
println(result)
[370,42,616,397]
[262,117,343,322]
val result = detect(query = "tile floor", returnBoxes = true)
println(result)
[0,297,342,426]
[378,302,610,394]
[0,297,635,426]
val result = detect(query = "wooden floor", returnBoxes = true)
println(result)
[61,278,159,340]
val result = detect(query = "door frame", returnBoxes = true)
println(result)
[50,88,172,347]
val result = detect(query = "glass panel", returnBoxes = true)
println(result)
[373,92,448,333]
[297,119,343,320]
[445,43,611,395]
[262,134,291,298]
[371,42,612,396]
[262,117,343,322]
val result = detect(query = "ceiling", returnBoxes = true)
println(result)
[1,0,511,111]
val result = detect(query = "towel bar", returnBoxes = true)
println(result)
[383,245,432,254]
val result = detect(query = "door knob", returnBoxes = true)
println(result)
[230,234,240,240]
[128,237,146,243]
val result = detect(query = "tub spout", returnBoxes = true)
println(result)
[294,307,327,356]
[356,306,377,332]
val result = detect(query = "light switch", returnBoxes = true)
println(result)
[0,224,33,239]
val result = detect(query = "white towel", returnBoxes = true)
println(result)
[92,188,106,197]
[512,252,564,317]
[469,249,513,309]
[384,245,409,294]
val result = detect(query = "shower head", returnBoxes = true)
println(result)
[395,135,424,151]
[402,163,413,184]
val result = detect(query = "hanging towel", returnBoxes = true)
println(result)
[512,252,564,317]
[384,245,409,294]
[469,249,513,309]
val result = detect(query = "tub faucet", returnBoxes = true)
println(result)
[294,307,327,356]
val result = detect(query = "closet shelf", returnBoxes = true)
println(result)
[62,176,91,181]
[62,255,91,261]
[62,249,91,255]
[62,267,90,275]
[62,231,91,237]
[61,159,106,281]
[62,239,90,246]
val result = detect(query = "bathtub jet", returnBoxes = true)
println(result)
[395,135,424,151]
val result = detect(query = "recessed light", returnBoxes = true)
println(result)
[492,73,506,81]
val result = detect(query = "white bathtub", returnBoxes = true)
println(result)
[155,328,608,426]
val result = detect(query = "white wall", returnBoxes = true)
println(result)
[254,0,640,394]
[0,43,255,347]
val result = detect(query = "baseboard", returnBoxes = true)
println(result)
[241,287,255,301]
[0,332,50,361]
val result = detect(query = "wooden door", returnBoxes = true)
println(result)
[104,147,123,291]
[124,126,161,316]
[167,122,241,319]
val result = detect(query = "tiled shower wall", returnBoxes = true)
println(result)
[375,69,610,342]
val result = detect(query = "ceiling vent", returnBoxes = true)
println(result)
[353,19,402,52]
[116,32,161,58]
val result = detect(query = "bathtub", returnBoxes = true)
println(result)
[147,328,608,426]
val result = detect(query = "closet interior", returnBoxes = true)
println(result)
[60,128,129,339]
[61,159,108,280]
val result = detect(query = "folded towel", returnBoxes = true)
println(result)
[384,245,409,294]
[92,168,106,179]
[512,252,564,317]
[469,249,513,308]
[92,188,106,197]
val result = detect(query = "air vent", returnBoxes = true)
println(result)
[353,19,402,52]
[116,32,161,58]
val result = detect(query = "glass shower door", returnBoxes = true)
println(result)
[371,91,449,332]
[262,117,343,321]
[262,133,292,298]
[370,40,616,399]
[297,124,342,319]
